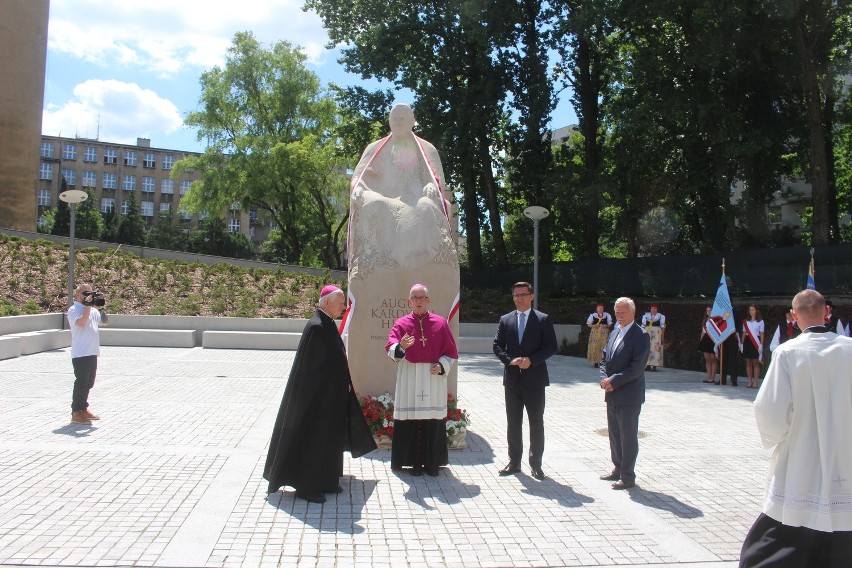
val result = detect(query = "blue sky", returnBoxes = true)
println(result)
[43,0,577,154]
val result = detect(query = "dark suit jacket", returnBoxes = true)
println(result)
[493,309,558,389]
[603,322,650,406]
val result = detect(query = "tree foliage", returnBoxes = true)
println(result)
[174,31,349,266]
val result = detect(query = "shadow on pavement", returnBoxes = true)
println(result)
[266,477,378,534]
[52,423,98,436]
[629,487,704,518]
[517,473,595,508]
[393,467,481,510]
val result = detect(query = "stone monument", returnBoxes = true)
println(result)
[344,104,459,397]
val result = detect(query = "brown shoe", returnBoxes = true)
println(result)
[83,409,101,420]
[71,411,91,424]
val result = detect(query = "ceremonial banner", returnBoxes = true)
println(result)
[806,258,815,290]
[705,274,736,345]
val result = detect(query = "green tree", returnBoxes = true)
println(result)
[116,199,146,246]
[50,178,71,237]
[173,31,348,266]
[146,209,189,251]
[188,217,254,259]
[74,188,103,241]
[101,208,121,243]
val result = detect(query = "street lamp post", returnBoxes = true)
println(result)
[59,189,88,306]
[523,206,549,310]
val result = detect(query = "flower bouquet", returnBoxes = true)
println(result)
[445,393,470,449]
[358,391,394,448]
[357,391,470,449]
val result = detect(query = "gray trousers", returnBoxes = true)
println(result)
[606,401,642,483]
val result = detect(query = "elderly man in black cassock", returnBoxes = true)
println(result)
[264,285,376,504]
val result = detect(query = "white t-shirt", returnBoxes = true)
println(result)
[67,301,101,358]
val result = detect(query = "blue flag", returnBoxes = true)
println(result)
[806,259,815,290]
[705,274,736,345]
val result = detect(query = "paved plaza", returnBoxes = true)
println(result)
[0,345,769,567]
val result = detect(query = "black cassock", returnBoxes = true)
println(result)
[264,309,377,494]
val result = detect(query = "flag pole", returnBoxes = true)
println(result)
[718,258,725,383]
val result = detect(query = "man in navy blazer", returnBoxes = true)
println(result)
[599,297,650,489]
[493,281,558,480]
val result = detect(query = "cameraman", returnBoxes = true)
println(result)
[68,283,107,424]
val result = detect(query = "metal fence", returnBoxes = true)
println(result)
[462,244,852,297]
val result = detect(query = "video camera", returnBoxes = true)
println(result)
[82,290,106,308]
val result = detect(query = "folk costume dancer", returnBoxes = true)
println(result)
[386,284,458,476]
[641,304,666,370]
[586,303,613,367]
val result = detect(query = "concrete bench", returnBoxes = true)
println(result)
[0,336,22,360]
[7,329,70,355]
[202,331,303,350]
[100,328,196,348]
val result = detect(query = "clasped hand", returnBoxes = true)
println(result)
[400,333,415,349]
[510,357,531,370]
[600,377,614,392]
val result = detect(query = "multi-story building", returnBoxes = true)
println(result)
[37,135,271,246]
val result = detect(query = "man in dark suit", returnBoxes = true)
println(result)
[599,297,650,490]
[493,281,558,481]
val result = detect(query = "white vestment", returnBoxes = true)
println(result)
[387,347,456,420]
[754,331,852,532]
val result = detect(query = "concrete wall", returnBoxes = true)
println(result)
[0,0,49,231]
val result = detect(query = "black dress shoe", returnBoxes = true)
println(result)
[599,472,620,481]
[426,467,440,477]
[324,485,344,494]
[498,463,522,476]
[531,467,545,481]
[612,480,635,490]
[296,491,327,503]
[410,465,423,476]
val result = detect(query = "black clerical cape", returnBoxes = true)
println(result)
[264,309,376,494]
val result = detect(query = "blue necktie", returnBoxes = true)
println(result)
[518,312,526,343]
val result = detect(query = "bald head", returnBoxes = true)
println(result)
[791,289,828,329]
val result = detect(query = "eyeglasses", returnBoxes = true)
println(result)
[512,293,532,298]
[410,296,429,301]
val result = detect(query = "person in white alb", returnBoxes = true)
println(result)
[739,289,852,567]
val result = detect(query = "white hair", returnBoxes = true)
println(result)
[409,284,429,298]
[318,289,344,307]
[614,297,635,312]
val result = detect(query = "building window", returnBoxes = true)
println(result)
[124,151,137,166]
[180,180,191,195]
[61,169,76,186]
[162,155,175,170]
[142,176,155,193]
[82,171,97,188]
[229,202,241,211]
[122,175,136,191]
[102,172,116,189]
[39,163,53,180]
[250,226,256,239]
[38,189,51,206]
[141,201,154,217]
[38,215,49,230]
[143,153,156,168]
[101,198,115,213]
[104,148,117,165]
[41,142,54,158]
[180,209,192,220]
[161,179,174,194]
[121,200,131,215]
[83,146,97,163]
[160,202,171,213]
[63,144,77,160]
[228,218,241,233]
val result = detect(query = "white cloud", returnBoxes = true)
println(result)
[47,0,331,77]
[42,80,184,144]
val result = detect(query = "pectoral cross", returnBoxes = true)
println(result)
[417,390,429,402]
[419,335,427,347]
